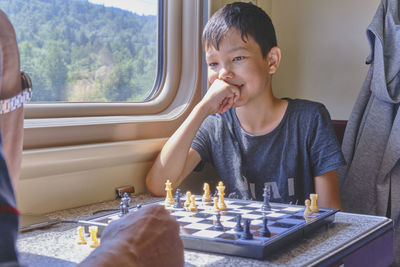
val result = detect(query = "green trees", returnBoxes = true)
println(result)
[0,0,157,102]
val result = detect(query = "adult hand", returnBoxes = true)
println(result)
[79,204,184,267]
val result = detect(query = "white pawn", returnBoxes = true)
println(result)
[184,191,191,210]
[304,199,313,216]
[189,194,198,212]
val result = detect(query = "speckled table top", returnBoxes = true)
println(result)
[17,194,393,267]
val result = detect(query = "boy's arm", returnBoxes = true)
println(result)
[314,169,342,210]
[146,79,240,196]
[146,104,207,196]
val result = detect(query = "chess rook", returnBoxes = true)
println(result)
[310,193,319,213]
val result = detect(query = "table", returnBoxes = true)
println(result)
[17,194,394,267]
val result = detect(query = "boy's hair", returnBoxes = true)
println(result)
[202,2,277,58]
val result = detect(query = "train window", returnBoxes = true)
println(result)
[11,1,202,149]
[0,0,160,103]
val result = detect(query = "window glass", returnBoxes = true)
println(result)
[0,0,159,102]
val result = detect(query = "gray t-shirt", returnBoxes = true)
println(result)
[192,98,345,204]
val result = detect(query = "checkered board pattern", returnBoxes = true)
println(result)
[78,196,338,259]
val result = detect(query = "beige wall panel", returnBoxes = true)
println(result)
[271,0,379,119]
[17,162,151,214]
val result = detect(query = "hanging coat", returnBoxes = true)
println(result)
[338,0,400,264]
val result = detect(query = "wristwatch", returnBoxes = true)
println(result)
[0,70,32,115]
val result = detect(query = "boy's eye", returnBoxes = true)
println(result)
[208,62,218,67]
[233,56,245,61]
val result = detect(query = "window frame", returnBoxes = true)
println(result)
[23,0,204,149]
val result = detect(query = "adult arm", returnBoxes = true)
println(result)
[0,10,24,189]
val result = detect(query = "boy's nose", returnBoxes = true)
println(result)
[218,67,233,80]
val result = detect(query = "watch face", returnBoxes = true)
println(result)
[20,71,32,91]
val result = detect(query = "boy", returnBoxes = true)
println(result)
[146,2,344,209]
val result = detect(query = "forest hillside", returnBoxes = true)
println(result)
[0,0,157,102]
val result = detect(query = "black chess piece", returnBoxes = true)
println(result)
[259,216,271,237]
[261,184,272,211]
[240,219,253,240]
[119,202,125,216]
[228,192,239,199]
[174,188,181,209]
[122,192,131,214]
[213,213,224,231]
[234,214,243,232]
[213,190,218,197]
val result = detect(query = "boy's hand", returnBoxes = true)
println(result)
[79,205,184,267]
[201,79,240,115]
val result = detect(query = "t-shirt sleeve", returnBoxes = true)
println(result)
[309,104,346,176]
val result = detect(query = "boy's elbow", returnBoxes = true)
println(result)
[145,171,164,196]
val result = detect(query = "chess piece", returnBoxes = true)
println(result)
[202,183,212,203]
[173,188,182,209]
[77,226,87,244]
[89,226,100,248]
[310,193,319,213]
[122,192,131,214]
[120,202,126,216]
[216,181,227,210]
[304,199,314,216]
[184,191,191,210]
[259,216,271,237]
[261,184,272,211]
[164,180,175,206]
[189,194,198,212]
[213,213,224,231]
[240,219,253,240]
[213,196,220,212]
[234,214,243,232]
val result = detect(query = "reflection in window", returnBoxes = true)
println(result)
[0,0,158,102]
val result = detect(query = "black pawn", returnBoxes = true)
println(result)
[261,184,272,211]
[234,214,243,232]
[173,188,181,208]
[240,219,253,240]
[213,213,224,231]
[259,216,271,237]
[119,202,126,216]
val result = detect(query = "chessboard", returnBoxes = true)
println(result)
[78,195,338,259]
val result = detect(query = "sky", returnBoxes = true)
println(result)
[87,0,157,15]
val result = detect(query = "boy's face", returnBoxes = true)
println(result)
[205,28,273,107]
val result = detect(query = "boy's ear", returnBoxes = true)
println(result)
[267,47,281,74]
